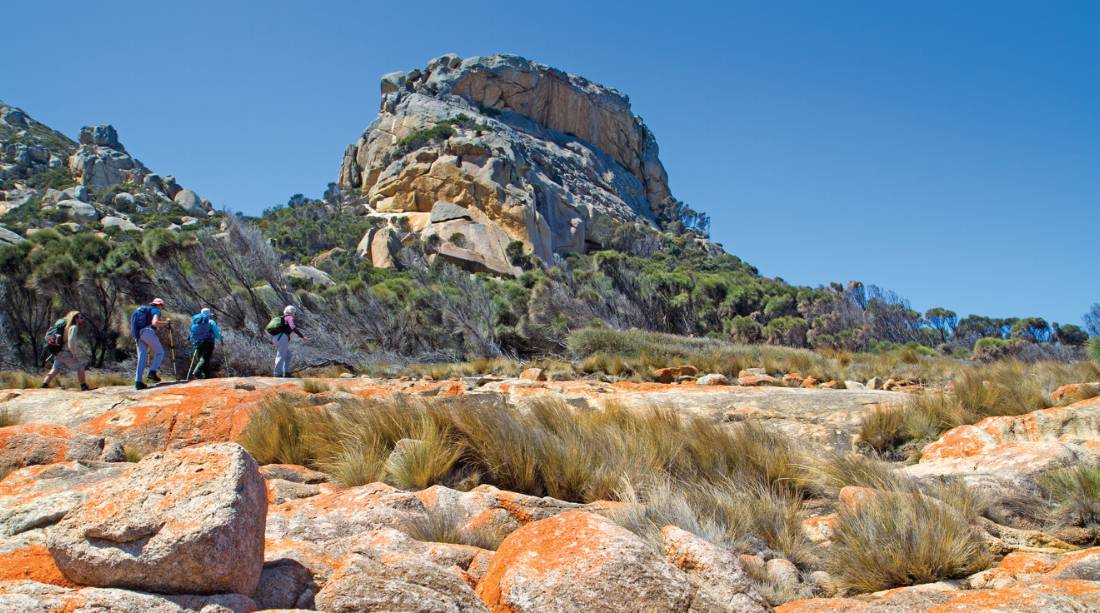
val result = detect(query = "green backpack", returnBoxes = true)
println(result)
[265,315,290,336]
[44,318,67,355]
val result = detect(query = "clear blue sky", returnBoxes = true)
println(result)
[7,1,1098,326]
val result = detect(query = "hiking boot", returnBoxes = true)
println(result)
[147,371,161,383]
[135,381,147,390]
[80,383,90,391]
[40,382,49,388]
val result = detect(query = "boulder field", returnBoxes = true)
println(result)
[0,377,1098,611]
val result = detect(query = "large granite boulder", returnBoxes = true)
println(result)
[338,54,676,269]
[47,443,267,595]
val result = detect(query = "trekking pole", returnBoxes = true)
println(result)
[220,343,232,377]
[186,346,198,381]
[166,321,178,380]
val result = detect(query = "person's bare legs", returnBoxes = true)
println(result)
[76,367,86,386]
[40,371,58,387]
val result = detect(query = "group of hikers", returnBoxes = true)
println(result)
[40,300,309,391]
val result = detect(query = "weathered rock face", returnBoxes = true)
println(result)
[47,443,267,595]
[905,396,1100,521]
[338,54,673,274]
[476,511,703,611]
[0,424,123,471]
[0,581,257,613]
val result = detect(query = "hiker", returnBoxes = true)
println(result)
[41,311,89,391]
[267,305,308,377]
[188,307,222,379]
[132,298,169,390]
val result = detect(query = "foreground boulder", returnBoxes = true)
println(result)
[314,530,487,612]
[0,580,256,612]
[477,511,718,611]
[661,526,770,612]
[47,443,266,595]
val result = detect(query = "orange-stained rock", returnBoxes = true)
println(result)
[652,365,699,384]
[47,443,267,595]
[1051,382,1100,404]
[801,377,819,388]
[739,373,779,386]
[802,514,837,544]
[660,525,769,611]
[1048,546,1100,581]
[0,580,257,612]
[0,545,75,587]
[924,578,1100,612]
[477,511,701,612]
[259,463,329,484]
[519,368,546,382]
[0,423,122,470]
[0,461,127,552]
[313,533,487,612]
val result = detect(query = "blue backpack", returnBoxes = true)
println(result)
[130,306,154,338]
[190,313,214,342]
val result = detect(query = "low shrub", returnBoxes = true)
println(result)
[301,378,330,394]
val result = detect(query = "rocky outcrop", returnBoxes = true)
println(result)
[0,581,257,612]
[905,396,1100,519]
[47,443,267,595]
[338,54,674,274]
[0,424,123,471]
[477,511,719,611]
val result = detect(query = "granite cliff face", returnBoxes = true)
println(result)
[338,54,672,274]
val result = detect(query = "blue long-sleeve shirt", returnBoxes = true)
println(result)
[210,320,222,341]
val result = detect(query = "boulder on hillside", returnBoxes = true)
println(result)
[47,443,267,595]
[477,511,708,612]
[284,264,335,288]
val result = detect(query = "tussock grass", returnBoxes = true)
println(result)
[613,477,815,568]
[402,503,505,550]
[0,371,38,389]
[301,378,330,394]
[811,452,909,497]
[858,360,1092,458]
[1039,465,1100,527]
[825,486,992,593]
[0,407,20,428]
[0,370,130,390]
[123,446,144,463]
[237,393,815,503]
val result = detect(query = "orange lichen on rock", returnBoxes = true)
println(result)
[0,545,77,587]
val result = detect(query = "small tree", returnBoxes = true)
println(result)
[924,308,958,342]
[1053,323,1089,347]
[1011,317,1052,343]
[1084,303,1100,337]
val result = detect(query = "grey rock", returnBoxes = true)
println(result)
[101,216,140,232]
[112,192,135,207]
[79,125,123,150]
[284,264,335,287]
[173,188,205,215]
[430,200,473,223]
[0,225,24,245]
[697,373,730,386]
[51,199,99,221]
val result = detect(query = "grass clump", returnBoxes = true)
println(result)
[1039,465,1100,527]
[0,407,20,428]
[401,504,505,550]
[123,446,144,462]
[825,487,991,593]
[301,378,330,394]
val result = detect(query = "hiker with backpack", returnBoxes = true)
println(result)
[267,305,308,377]
[131,298,169,390]
[187,308,222,380]
[40,311,89,391]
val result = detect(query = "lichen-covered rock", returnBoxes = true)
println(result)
[476,511,700,611]
[0,461,127,552]
[313,534,487,613]
[339,54,675,271]
[47,443,267,595]
[660,525,770,612]
[0,580,257,612]
[0,424,122,471]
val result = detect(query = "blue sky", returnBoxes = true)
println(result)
[7,1,1098,326]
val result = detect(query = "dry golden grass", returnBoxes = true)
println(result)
[301,378,330,394]
[0,407,19,428]
[825,486,992,593]
[401,503,506,550]
[1039,465,1100,527]
[123,446,144,463]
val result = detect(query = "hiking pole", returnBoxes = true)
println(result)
[166,320,178,380]
[186,346,198,382]
[220,343,232,378]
